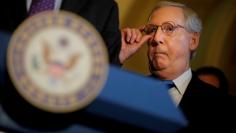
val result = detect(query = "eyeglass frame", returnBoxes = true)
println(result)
[142,21,186,36]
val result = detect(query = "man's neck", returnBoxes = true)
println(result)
[151,66,190,80]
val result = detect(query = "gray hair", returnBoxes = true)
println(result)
[148,1,202,33]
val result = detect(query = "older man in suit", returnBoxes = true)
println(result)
[122,1,235,132]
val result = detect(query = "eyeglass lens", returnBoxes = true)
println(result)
[143,22,176,35]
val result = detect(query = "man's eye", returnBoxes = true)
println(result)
[149,27,157,33]
[163,24,174,32]
[145,26,157,34]
[144,24,156,34]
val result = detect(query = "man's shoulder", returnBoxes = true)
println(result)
[182,72,229,106]
[181,74,236,132]
[188,72,221,93]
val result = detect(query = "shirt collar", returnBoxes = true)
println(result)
[173,68,192,95]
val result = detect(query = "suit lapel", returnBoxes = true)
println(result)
[179,73,200,108]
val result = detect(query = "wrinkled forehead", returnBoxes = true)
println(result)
[149,6,185,25]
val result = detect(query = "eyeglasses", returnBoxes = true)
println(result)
[143,21,185,35]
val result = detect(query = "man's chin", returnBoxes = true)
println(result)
[153,62,167,70]
[149,60,167,72]
[150,65,167,73]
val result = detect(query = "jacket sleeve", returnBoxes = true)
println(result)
[100,1,121,66]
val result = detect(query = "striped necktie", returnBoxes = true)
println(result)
[28,0,55,16]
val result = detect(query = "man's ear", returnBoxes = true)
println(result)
[190,32,200,51]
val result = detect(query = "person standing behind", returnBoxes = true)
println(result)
[196,66,229,94]
[122,1,235,132]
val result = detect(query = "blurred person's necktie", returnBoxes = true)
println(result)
[28,0,55,16]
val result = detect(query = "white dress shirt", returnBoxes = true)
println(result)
[169,69,192,106]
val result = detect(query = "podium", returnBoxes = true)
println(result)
[0,31,187,132]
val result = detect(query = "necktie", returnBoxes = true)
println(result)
[28,0,55,16]
[162,80,175,90]
[149,74,175,90]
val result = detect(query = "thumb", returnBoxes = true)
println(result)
[136,35,152,48]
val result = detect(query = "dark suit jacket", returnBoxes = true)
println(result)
[149,72,235,132]
[178,72,236,132]
[0,0,121,65]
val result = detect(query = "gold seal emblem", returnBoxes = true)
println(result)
[7,11,108,113]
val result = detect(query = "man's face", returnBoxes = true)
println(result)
[147,6,199,77]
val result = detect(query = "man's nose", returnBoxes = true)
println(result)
[153,28,164,45]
